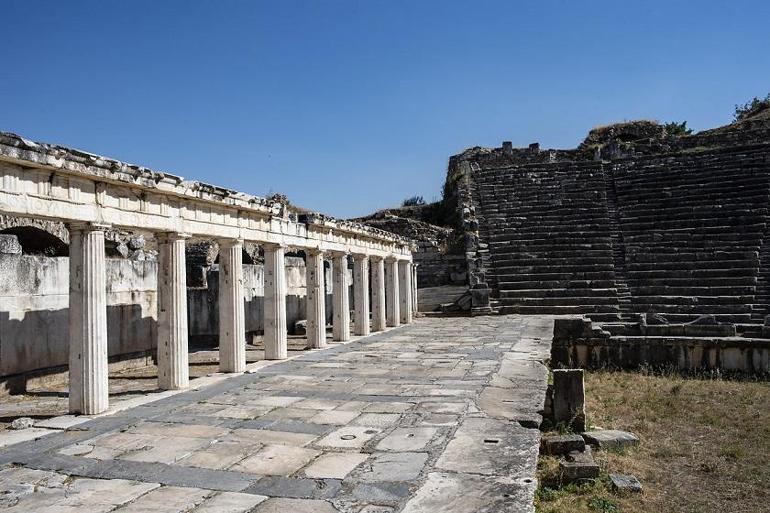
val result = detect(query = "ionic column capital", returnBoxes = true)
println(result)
[156,232,191,243]
[351,252,369,262]
[305,246,324,256]
[218,237,244,248]
[262,241,287,251]
[68,222,111,232]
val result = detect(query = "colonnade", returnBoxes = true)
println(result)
[67,226,416,415]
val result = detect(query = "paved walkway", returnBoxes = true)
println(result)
[0,316,553,513]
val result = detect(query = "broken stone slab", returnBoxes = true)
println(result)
[540,434,585,455]
[582,429,639,450]
[560,447,599,483]
[609,473,642,493]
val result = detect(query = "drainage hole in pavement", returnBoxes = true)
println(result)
[340,434,357,440]
[406,433,415,438]
[364,430,377,435]
[483,439,500,444]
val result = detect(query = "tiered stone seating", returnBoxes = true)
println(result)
[473,162,621,322]
[614,148,770,324]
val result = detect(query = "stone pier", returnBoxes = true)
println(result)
[157,233,190,390]
[332,252,351,342]
[385,258,400,327]
[370,256,386,332]
[305,249,327,349]
[263,244,288,360]
[353,254,370,336]
[218,239,246,373]
[67,223,109,415]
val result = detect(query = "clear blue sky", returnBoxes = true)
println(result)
[3,1,769,218]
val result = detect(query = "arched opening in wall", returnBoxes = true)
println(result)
[0,227,68,256]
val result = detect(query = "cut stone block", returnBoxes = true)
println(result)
[582,429,640,450]
[231,444,320,476]
[609,473,643,493]
[560,448,599,483]
[540,434,585,455]
[302,452,369,479]
[552,369,586,431]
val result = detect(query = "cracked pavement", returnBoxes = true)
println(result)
[0,315,553,513]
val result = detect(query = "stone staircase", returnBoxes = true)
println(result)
[614,150,770,325]
[473,162,621,322]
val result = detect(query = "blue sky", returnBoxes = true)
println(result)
[3,1,769,218]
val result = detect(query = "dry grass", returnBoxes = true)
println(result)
[536,370,770,513]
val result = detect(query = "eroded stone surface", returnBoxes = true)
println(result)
[0,316,551,513]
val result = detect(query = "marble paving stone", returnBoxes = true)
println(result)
[176,441,258,470]
[357,452,428,482]
[254,497,339,513]
[302,452,369,479]
[307,410,361,425]
[375,428,438,452]
[231,444,320,476]
[0,316,552,513]
[192,491,268,512]
[225,428,317,447]
[350,413,401,428]
[114,485,211,512]
[314,426,382,449]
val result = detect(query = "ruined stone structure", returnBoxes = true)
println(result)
[0,132,416,414]
[444,112,770,371]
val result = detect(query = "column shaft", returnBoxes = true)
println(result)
[385,259,400,327]
[68,224,109,415]
[218,239,245,372]
[264,244,287,360]
[353,255,370,336]
[412,263,419,315]
[370,257,386,332]
[332,253,350,341]
[306,250,327,348]
[399,261,413,324]
[157,234,189,390]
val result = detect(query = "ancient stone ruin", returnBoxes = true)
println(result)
[0,132,417,414]
[367,106,770,373]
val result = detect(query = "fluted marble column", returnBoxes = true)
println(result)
[68,223,109,415]
[264,243,287,360]
[385,258,400,328]
[218,239,245,372]
[353,254,370,336]
[412,263,419,315]
[370,256,386,332]
[157,233,190,390]
[399,260,413,324]
[332,252,350,342]
[306,248,327,349]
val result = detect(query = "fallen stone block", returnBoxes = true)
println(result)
[609,473,642,493]
[294,320,307,336]
[540,434,585,455]
[560,447,599,483]
[582,429,639,450]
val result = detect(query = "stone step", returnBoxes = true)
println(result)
[498,304,620,315]
[499,288,618,298]
[499,296,619,306]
